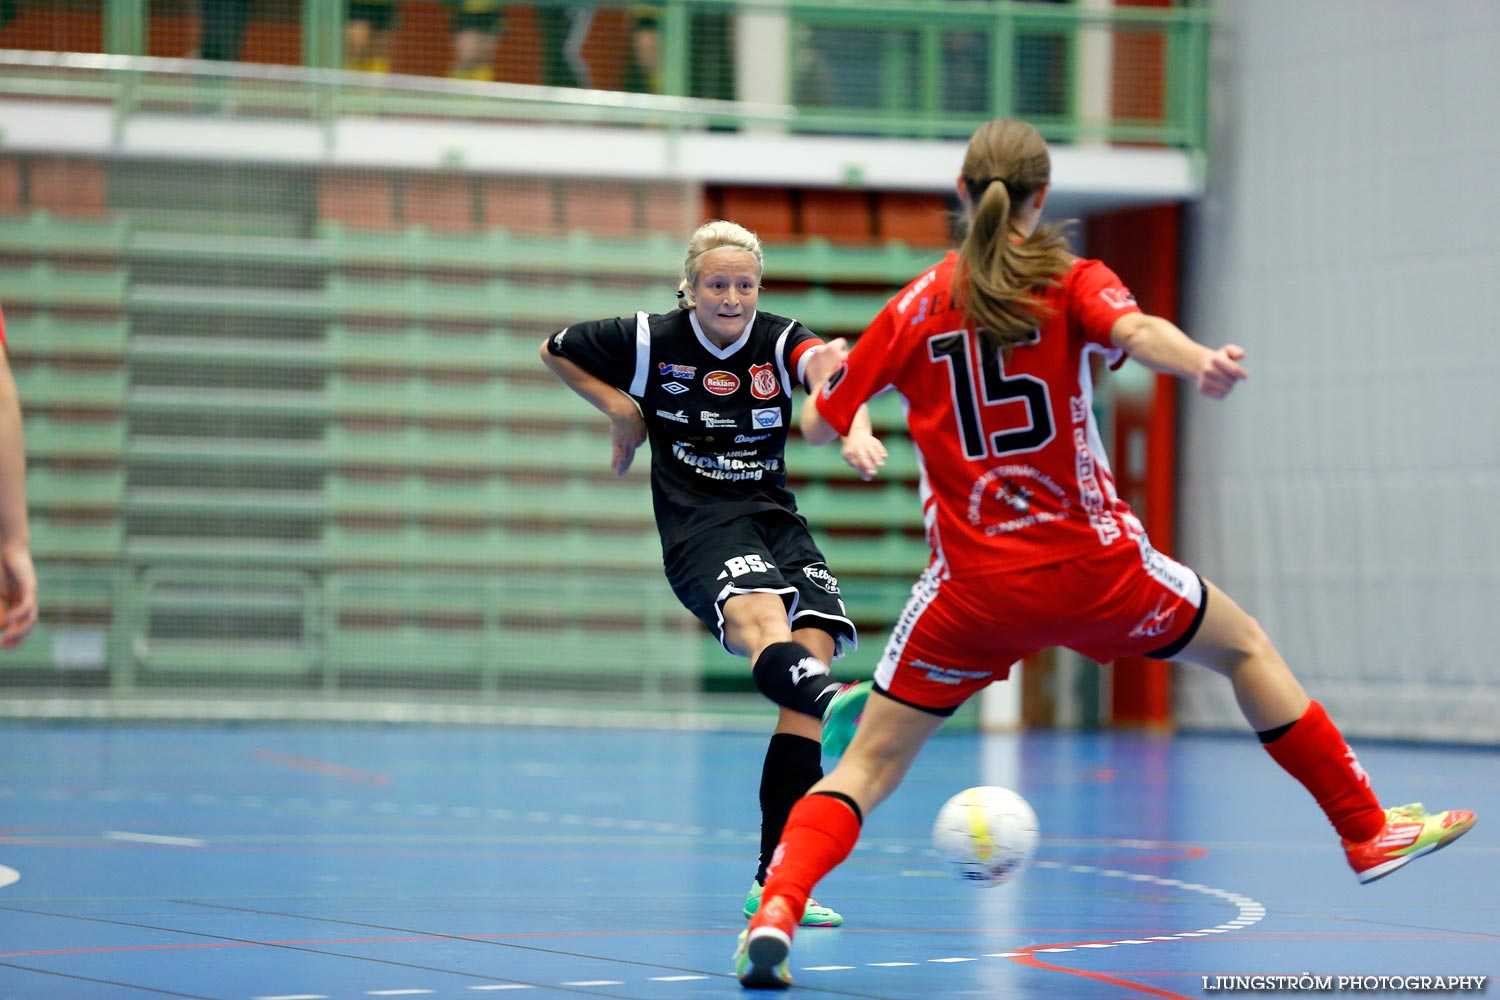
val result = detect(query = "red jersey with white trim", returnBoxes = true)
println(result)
[816,251,1143,577]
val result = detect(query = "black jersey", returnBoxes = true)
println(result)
[547,308,824,550]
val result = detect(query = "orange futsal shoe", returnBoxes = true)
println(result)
[1343,803,1476,884]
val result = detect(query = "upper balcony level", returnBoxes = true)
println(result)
[0,0,1209,209]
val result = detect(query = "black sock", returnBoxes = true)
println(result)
[1257,720,1296,744]
[751,641,843,719]
[755,732,823,885]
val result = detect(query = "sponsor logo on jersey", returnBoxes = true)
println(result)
[700,411,737,428]
[751,407,782,428]
[913,660,992,686]
[1074,427,1121,545]
[750,363,779,399]
[672,443,776,481]
[735,433,771,444]
[1128,597,1177,639]
[658,362,697,379]
[1099,287,1138,310]
[661,381,689,395]
[802,564,840,595]
[704,370,739,395]
[717,553,774,579]
[897,266,939,314]
[1070,394,1091,424]
[655,408,690,423]
[967,465,1070,536]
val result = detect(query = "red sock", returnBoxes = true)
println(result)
[760,792,862,917]
[1263,700,1384,843]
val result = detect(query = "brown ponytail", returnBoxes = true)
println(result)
[953,119,1075,356]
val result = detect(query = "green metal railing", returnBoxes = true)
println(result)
[62,0,1211,147]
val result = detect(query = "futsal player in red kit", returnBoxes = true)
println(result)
[733,118,1476,989]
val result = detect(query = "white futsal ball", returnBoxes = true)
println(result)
[931,785,1039,887]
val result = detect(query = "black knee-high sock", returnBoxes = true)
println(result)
[752,641,843,720]
[756,732,823,885]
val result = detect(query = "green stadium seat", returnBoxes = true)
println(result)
[328,325,537,374]
[13,363,128,410]
[328,423,512,471]
[0,210,129,256]
[123,486,326,520]
[27,466,126,511]
[123,534,327,568]
[0,263,128,308]
[127,384,329,419]
[796,480,920,531]
[818,531,931,577]
[31,516,125,562]
[0,622,110,673]
[3,316,129,361]
[128,434,328,469]
[130,283,330,319]
[785,436,921,480]
[327,625,496,674]
[764,237,943,285]
[25,415,127,460]
[328,474,505,520]
[767,287,893,335]
[838,575,918,622]
[327,523,661,573]
[494,475,655,525]
[37,564,120,614]
[327,373,592,423]
[126,334,329,371]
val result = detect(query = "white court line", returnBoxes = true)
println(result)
[102,831,206,847]
[467,987,534,992]
[0,865,18,889]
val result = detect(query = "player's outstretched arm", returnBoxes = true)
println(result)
[1110,313,1248,399]
[0,352,36,649]
[839,406,887,481]
[539,339,647,476]
[799,337,849,447]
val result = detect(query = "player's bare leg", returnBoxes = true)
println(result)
[723,592,852,926]
[1178,580,1475,882]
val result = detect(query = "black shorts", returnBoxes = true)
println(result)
[664,510,857,659]
[348,2,398,31]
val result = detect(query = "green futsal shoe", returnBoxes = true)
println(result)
[733,926,792,990]
[734,896,798,990]
[743,879,844,927]
[820,680,872,758]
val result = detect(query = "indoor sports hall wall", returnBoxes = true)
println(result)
[1173,0,1500,744]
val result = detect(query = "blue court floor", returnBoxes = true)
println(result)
[0,720,1495,999]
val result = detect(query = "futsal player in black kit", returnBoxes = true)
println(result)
[540,219,883,927]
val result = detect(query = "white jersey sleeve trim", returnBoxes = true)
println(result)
[629,311,652,397]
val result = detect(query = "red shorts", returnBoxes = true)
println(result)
[874,534,1205,714]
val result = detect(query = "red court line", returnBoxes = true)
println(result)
[1008,940,1199,1000]
[248,748,391,787]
